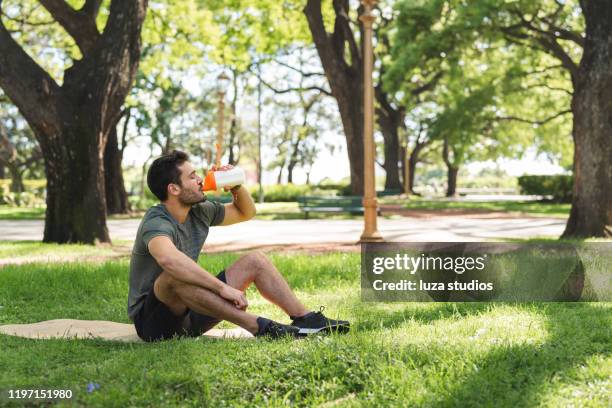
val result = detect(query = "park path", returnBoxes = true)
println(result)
[0,215,566,247]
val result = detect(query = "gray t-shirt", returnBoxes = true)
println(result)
[127,200,225,320]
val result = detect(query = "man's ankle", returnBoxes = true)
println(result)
[242,315,260,335]
[289,311,312,320]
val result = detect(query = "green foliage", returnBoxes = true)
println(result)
[385,0,579,170]
[518,175,573,203]
[0,179,46,207]
[392,198,571,218]
[251,183,313,202]
[200,0,311,69]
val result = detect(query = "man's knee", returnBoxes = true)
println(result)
[243,251,269,269]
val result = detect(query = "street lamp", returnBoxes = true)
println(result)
[215,71,231,168]
[360,0,383,242]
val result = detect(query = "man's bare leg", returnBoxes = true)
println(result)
[224,251,309,318]
[153,272,260,334]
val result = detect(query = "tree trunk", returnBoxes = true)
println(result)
[228,71,239,165]
[104,125,129,215]
[304,0,364,195]
[562,1,612,238]
[375,86,403,191]
[277,166,283,184]
[377,108,402,191]
[287,138,300,184]
[442,136,459,197]
[41,111,110,243]
[0,165,4,179]
[408,147,420,193]
[446,166,459,197]
[287,164,295,184]
[0,0,148,243]
[7,163,24,193]
[140,158,149,200]
[407,138,430,195]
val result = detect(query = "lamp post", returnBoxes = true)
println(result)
[215,72,231,168]
[360,0,383,242]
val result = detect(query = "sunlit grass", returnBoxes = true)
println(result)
[377,197,570,218]
[0,250,609,406]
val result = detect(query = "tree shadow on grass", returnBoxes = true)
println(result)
[346,300,609,406]
[433,303,610,407]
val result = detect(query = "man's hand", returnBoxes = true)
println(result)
[218,284,248,310]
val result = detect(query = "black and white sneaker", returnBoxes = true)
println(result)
[291,306,350,335]
[255,317,301,339]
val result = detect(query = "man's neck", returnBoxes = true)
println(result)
[162,199,190,224]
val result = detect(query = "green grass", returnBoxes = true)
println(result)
[379,198,571,218]
[1,251,610,407]
[1,199,570,222]
[0,241,131,265]
[0,206,45,220]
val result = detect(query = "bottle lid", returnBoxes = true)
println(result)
[202,171,217,191]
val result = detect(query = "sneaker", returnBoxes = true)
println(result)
[291,306,350,335]
[255,317,301,339]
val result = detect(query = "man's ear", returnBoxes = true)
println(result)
[168,183,181,197]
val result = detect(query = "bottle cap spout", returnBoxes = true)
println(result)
[202,171,217,191]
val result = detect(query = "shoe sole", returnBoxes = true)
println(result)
[297,324,350,335]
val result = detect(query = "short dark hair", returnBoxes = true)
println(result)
[147,150,189,201]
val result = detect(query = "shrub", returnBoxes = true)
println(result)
[251,183,313,202]
[0,179,46,207]
[517,175,573,203]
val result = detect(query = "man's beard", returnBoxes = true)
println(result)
[178,189,204,205]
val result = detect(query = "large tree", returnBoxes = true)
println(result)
[0,0,148,243]
[304,0,365,195]
[560,0,612,237]
[389,0,610,237]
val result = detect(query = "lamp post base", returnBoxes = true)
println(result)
[359,230,384,243]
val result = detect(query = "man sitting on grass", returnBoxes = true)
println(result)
[128,150,350,342]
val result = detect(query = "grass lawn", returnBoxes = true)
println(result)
[0,203,364,221]
[1,247,610,407]
[378,198,571,218]
[0,198,570,222]
[0,206,45,220]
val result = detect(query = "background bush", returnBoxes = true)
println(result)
[0,179,46,207]
[518,175,573,203]
[251,183,313,202]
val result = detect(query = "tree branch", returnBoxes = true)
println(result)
[505,7,580,78]
[62,0,147,131]
[38,0,100,55]
[264,81,332,97]
[80,0,103,19]
[521,83,573,97]
[0,9,60,135]
[411,72,443,96]
[496,109,571,126]
[273,59,325,77]
[119,107,131,155]
[332,0,360,71]
[250,64,332,96]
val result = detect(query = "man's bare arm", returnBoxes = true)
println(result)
[220,185,256,226]
[148,235,247,308]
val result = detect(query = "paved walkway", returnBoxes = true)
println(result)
[0,215,566,245]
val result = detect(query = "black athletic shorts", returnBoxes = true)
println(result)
[134,270,226,342]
